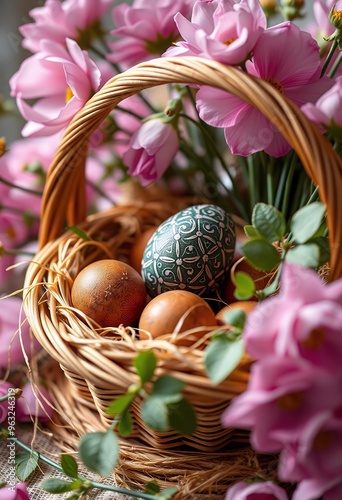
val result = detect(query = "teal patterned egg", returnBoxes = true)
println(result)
[141,204,236,297]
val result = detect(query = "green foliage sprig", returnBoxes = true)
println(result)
[234,201,329,300]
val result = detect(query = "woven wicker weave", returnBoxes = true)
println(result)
[23,57,342,498]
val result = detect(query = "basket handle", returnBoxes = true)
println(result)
[38,56,342,280]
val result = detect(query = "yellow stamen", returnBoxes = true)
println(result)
[224,37,237,46]
[313,430,334,451]
[332,9,342,21]
[264,78,284,93]
[302,327,326,349]
[6,227,16,240]
[0,137,6,157]
[276,391,303,411]
[65,87,74,103]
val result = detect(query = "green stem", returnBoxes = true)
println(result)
[7,436,168,500]
[179,114,249,221]
[0,392,21,403]
[329,50,342,78]
[2,248,36,258]
[262,153,275,205]
[274,153,292,210]
[247,154,257,214]
[321,38,338,77]
[281,152,298,218]
[0,176,42,196]
[86,179,117,206]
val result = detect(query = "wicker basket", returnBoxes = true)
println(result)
[23,57,342,498]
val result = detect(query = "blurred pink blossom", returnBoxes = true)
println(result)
[0,482,30,500]
[19,0,114,52]
[196,22,333,157]
[107,0,195,68]
[221,357,341,452]
[16,383,53,423]
[279,411,342,484]
[225,480,288,499]
[302,76,342,138]
[123,117,179,186]
[292,474,342,500]
[165,0,266,65]
[0,296,40,370]
[0,381,15,424]
[243,263,342,370]
[10,38,102,137]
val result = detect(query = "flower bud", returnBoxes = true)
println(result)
[259,0,278,18]
[279,0,305,20]
[329,3,342,30]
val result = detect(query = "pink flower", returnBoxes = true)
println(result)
[243,264,342,373]
[107,0,195,68]
[292,475,342,500]
[0,296,40,370]
[123,117,179,186]
[225,480,288,500]
[19,0,114,52]
[279,411,342,484]
[0,381,15,424]
[16,383,53,423]
[0,482,30,500]
[302,76,342,139]
[196,22,333,157]
[10,38,102,137]
[221,357,341,452]
[165,0,266,65]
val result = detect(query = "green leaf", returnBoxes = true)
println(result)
[313,236,330,266]
[221,308,246,330]
[241,239,281,272]
[233,271,256,300]
[61,454,79,479]
[168,399,197,435]
[141,397,169,432]
[134,350,157,384]
[285,243,320,268]
[290,202,326,244]
[106,393,135,415]
[41,478,75,494]
[160,487,179,499]
[15,452,39,481]
[244,225,259,238]
[252,203,286,242]
[65,226,91,241]
[118,410,133,437]
[151,376,184,403]
[204,336,244,384]
[145,480,161,494]
[78,430,119,477]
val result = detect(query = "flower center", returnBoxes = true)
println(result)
[332,9,342,21]
[6,226,16,240]
[313,430,334,451]
[264,78,284,94]
[302,327,326,349]
[276,391,304,411]
[224,37,237,46]
[65,87,74,103]
[0,137,6,157]
[145,33,177,56]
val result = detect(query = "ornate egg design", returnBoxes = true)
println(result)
[141,204,236,297]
